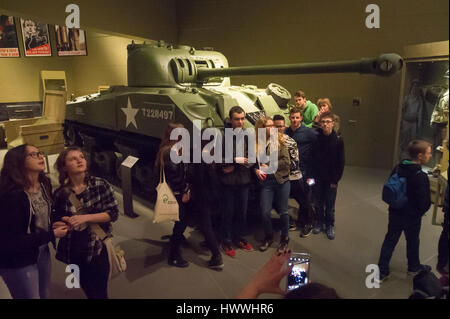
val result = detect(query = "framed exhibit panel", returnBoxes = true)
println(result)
[55,25,87,56]
[0,15,20,57]
[20,18,51,57]
[394,41,449,170]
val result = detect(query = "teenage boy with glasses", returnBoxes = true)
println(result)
[311,112,345,240]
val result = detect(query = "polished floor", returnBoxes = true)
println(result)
[0,151,445,299]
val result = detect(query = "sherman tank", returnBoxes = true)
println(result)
[64,40,403,196]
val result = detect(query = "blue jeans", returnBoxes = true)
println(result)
[0,244,51,299]
[290,178,314,227]
[260,176,290,239]
[313,179,337,227]
[221,184,249,243]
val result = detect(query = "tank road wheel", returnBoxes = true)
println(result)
[65,125,82,146]
[93,151,117,179]
[266,83,291,109]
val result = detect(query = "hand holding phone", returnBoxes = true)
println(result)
[236,249,292,299]
[287,253,310,292]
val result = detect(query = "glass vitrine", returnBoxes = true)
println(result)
[395,41,449,170]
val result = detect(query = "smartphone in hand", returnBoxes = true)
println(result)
[286,253,310,292]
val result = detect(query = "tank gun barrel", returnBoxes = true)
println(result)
[188,53,403,83]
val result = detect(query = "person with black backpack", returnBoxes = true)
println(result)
[377,139,432,283]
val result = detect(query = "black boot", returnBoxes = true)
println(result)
[208,254,224,270]
[168,246,189,268]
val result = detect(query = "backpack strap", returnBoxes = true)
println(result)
[66,187,107,240]
[90,223,108,241]
[67,191,84,212]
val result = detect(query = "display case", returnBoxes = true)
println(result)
[394,41,449,171]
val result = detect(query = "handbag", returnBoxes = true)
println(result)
[67,192,126,280]
[90,223,126,280]
[153,164,179,223]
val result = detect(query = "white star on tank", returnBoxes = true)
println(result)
[121,97,139,129]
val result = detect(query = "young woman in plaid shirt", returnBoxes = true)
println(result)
[52,146,119,299]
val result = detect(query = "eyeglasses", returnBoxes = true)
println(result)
[320,120,334,124]
[27,151,45,159]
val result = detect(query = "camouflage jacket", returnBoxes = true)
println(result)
[284,134,302,180]
[431,89,449,124]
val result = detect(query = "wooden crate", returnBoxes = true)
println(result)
[39,143,65,156]
[2,118,39,143]
[21,129,64,147]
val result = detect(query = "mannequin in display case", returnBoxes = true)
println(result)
[400,79,427,159]
[430,70,449,173]
[430,71,449,145]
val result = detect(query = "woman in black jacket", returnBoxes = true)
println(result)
[189,131,225,270]
[155,123,192,268]
[0,144,68,299]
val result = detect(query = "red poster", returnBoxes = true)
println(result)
[25,43,51,56]
[20,18,52,57]
[0,15,20,57]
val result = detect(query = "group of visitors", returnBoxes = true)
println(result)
[0,87,447,300]
[156,89,345,271]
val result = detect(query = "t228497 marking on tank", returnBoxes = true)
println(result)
[141,102,174,120]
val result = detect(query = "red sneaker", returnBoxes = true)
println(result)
[221,243,236,257]
[235,238,254,252]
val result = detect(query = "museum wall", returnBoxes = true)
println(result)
[0,26,149,103]
[175,0,449,169]
[0,19,75,102]
[0,0,167,102]
[69,32,149,97]
[0,0,176,42]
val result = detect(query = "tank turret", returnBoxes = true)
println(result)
[127,41,230,87]
[127,41,402,86]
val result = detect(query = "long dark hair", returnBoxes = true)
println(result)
[0,144,46,195]
[285,283,340,299]
[54,145,89,186]
[154,123,185,169]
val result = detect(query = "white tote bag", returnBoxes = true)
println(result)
[153,166,180,223]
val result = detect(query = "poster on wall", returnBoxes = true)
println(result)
[55,25,87,56]
[0,15,20,57]
[20,18,51,56]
